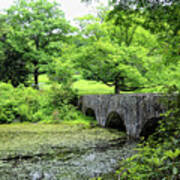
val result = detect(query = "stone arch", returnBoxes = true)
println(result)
[106,111,126,132]
[140,117,163,138]
[85,108,96,120]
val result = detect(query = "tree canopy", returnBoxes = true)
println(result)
[0,0,179,93]
[0,0,73,88]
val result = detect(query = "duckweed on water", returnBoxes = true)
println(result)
[0,123,136,180]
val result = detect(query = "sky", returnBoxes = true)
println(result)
[0,0,108,22]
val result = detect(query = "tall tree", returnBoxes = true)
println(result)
[77,40,147,94]
[2,0,72,88]
[75,11,161,94]
[75,26,160,94]
[81,0,180,91]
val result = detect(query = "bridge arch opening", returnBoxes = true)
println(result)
[106,112,126,132]
[85,108,96,120]
[140,117,163,139]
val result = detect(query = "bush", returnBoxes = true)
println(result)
[43,83,78,122]
[0,83,41,123]
[0,82,79,123]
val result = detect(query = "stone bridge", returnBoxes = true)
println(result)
[79,94,168,139]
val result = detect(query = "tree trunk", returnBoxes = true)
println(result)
[114,78,121,94]
[115,84,120,94]
[34,66,39,89]
[115,83,120,94]
[114,76,124,94]
[34,37,40,89]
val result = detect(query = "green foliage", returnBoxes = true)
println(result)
[48,44,76,85]
[80,0,179,95]
[0,82,78,123]
[0,0,73,88]
[0,15,30,86]
[75,38,157,93]
[0,83,40,123]
[74,10,164,94]
[44,83,78,122]
[117,144,180,179]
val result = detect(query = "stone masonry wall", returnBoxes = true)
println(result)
[79,94,167,139]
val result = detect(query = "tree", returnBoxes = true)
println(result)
[0,14,30,87]
[77,38,159,93]
[2,0,72,88]
[75,11,161,94]
[81,0,179,57]
[110,0,180,90]
[80,0,180,92]
[105,0,180,63]
[142,1,180,65]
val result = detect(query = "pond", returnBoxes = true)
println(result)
[0,124,136,180]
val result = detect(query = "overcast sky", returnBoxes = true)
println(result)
[0,0,108,22]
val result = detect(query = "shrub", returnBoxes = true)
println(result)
[43,83,78,123]
[0,83,41,123]
[0,82,79,123]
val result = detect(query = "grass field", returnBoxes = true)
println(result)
[73,79,114,95]
[38,75,114,94]
[38,75,162,94]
